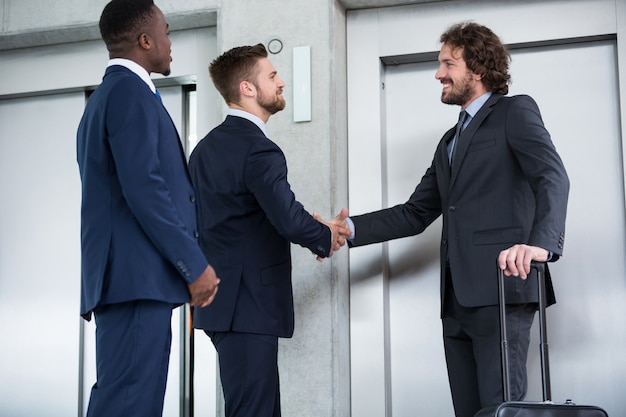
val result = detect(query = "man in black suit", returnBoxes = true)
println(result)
[189,43,350,417]
[337,22,569,417]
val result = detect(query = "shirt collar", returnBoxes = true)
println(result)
[107,58,157,94]
[227,108,268,137]
[463,91,492,119]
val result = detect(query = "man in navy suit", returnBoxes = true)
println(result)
[188,44,351,417]
[76,1,220,416]
[330,22,569,417]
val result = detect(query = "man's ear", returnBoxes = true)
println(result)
[239,81,255,98]
[138,33,152,51]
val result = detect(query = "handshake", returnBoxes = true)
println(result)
[313,207,352,261]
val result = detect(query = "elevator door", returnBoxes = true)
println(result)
[349,30,626,417]
[0,92,84,417]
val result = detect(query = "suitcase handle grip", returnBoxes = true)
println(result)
[497,261,551,402]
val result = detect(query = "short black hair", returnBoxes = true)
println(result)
[99,0,155,50]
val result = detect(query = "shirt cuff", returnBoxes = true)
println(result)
[346,217,355,241]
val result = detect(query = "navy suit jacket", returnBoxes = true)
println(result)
[77,65,208,318]
[350,94,569,309]
[189,115,331,338]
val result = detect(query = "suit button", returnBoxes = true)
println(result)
[190,195,196,203]
[449,206,456,211]
[442,239,448,245]
[194,230,199,238]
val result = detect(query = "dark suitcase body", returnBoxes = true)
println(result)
[477,401,608,417]
[474,263,608,417]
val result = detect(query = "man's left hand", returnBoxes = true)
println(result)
[498,244,549,279]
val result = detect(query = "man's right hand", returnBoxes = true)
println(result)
[188,265,220,307]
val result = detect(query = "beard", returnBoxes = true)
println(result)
[256,86,286,115]
[441,71,475,106]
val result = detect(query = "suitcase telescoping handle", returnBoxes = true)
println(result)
[498,261,551,402]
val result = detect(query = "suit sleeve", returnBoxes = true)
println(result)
[505,95,569,256]
[244,138,332,257]
[106,79,208,283]
[350,154,442,247]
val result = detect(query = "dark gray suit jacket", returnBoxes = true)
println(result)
[350,94,569,309]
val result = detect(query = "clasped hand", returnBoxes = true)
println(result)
[188,264,220,307]
[312,207,352,262]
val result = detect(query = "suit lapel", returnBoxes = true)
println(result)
[449,94,502,188]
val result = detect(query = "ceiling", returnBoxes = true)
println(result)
[339,0,453,10]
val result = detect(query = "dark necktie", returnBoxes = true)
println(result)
[448,110,468,163]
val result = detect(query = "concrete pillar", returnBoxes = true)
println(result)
[214,1,350,415]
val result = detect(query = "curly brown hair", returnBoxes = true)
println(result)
[209,43,268,106]
[440,22,510,95]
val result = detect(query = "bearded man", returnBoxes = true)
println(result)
[188,43,350,417]
[341,22,570,417]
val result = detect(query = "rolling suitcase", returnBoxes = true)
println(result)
[474,262,608,417]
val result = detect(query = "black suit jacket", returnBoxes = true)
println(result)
[350,94,569,309]
[189,115,331,337]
